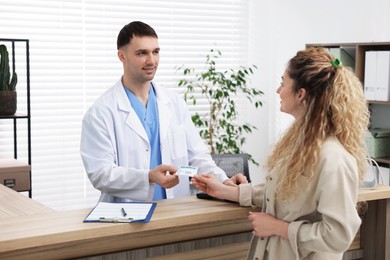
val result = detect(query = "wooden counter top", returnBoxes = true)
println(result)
[0,190,253,260]
[1,184,390,260]
[358,185,390,202]
[0,183,54,219]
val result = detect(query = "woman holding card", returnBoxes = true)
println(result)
[192,47,369,259]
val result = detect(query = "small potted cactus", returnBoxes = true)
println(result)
[0,44,18,115]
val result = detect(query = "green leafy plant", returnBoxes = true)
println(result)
[177,49,263,165]
[0,44,18,91]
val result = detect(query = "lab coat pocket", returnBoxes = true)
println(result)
[168,125,187,160]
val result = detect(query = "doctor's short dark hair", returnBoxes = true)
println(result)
[117,21,158,50]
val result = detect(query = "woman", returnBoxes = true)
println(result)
[192,47,369,259]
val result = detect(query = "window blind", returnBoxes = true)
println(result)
[0,0,251,210]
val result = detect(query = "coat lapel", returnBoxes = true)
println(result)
[155,83,172,144]
[114,81,149,142]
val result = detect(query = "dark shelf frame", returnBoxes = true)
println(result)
[0,38,31,197]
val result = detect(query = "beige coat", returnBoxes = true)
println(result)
[239,137,361,260]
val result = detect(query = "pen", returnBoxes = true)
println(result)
[121,207,127,217]
[99,217,133,223]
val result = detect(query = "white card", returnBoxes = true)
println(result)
[176,166,199,177]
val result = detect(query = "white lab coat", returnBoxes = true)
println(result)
[80,79,228,202]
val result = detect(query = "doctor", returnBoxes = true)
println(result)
[80,21,246,202]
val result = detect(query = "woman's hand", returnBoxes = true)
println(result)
[191,174,223,196]
[192,174,239,202]
[223,173,248,186]
[248,212,289,239]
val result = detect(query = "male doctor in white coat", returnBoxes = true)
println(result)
[80,21,246,202]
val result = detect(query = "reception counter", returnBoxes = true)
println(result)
[358,185,390,260]
[0,184,389,260]
[0,184,254,260]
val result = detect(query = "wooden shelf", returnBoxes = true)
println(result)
[374,157,390,165]
[306,42,390,84]
[368,100,390,105]
[0,113,28,119]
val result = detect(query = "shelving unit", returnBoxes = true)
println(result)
[306,42,390,259]
[306,42,390,166]
[0,38,31,197]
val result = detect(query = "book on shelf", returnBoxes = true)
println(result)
[364,50,390,101]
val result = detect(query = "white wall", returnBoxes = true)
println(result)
[247,0,390,184]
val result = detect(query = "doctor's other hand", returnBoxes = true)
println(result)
[223,173,248,186]
[149,164,179,189]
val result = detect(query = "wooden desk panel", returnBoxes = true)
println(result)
[0,195,254,260]
[1,184,390,260]
[359,186,390,260]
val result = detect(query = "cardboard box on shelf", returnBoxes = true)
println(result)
[365,129,390,158]
[0,159,30,191]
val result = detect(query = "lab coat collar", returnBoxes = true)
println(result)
[112,79,173,145]
[113,79,149,143]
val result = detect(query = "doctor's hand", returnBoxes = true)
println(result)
[149,164,179,189]
[223,173,248,187]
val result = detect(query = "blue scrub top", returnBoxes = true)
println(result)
[124,84,166,200]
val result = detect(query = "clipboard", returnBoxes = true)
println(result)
[83,202,157,223]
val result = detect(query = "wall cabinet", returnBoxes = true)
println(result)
[0,38,31,197]
[306,42,390,166]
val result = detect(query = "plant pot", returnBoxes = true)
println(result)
[0,91,17,115]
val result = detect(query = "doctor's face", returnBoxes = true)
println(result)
[118,36,160,85]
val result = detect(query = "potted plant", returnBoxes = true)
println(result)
[0,44,18,115]
[177,49,263,165]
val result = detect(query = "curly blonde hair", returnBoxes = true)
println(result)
[266,47,370,201]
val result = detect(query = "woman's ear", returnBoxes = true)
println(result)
[297,88,307,102]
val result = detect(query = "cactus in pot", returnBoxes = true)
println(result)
[0,44,18,115]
